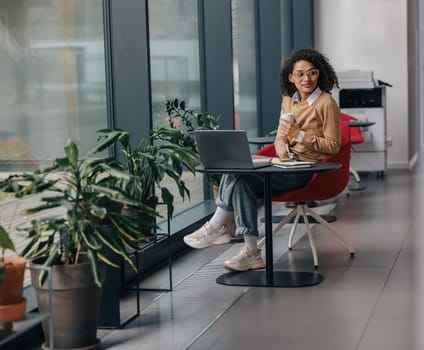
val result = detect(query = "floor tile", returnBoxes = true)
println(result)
[88,171,418,349]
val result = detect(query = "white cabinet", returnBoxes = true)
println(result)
[339,87,387,175]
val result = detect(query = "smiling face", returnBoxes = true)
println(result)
[289,60,319,101]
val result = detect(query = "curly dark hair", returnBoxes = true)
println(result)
[279,48,339,97]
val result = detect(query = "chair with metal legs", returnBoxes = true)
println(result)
[254,119,355,267]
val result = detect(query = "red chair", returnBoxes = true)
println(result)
[340,112,364,185]
[255,120,355,267]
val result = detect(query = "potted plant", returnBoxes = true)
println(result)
[0,219,26,323]
[165,98,221,191]
[0,139,154,349]
[164,99,241,240]
[165,98,220,152]
[90,124,199,226]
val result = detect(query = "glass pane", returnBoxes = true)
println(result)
[0,0,107,171]
[149,0,203,216]
[232,0,258,137]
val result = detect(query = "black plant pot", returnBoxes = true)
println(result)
[121,195,159,239]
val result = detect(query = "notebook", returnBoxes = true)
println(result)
[271,158,314,169]
[194,130,272,169]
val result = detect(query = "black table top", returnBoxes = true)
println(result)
[348,121,376,127]
[196,161,341,176]
[247,136,275,145]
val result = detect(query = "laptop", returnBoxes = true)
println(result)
[194,130,272,169]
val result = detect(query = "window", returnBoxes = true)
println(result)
[0,0,107,171]
[149,0,203,215]
[232,0,258,137]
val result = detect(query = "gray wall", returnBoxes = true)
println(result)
[314,0,410,169]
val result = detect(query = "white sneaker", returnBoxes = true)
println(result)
[223,247,266,271]
[183,222,232,249]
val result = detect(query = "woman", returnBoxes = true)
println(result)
[183,48,341,271]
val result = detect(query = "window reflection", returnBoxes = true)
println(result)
[149,0,203,215]
[0,0,107,170]
[232,0,258,137]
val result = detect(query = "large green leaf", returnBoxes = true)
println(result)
[93,227,136,271]
[79,221,102,250]
[86,248,102,287]
[89,129,125,154]
[64,139,79,169]
[0,225,16,256]
[21,202,61,215]
[36,244,60,286]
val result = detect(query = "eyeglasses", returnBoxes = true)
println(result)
[291,69,319,80]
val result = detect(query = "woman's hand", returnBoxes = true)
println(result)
[277,148,289,160]
[279,118,300,144]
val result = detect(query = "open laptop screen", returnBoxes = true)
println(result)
[194,130,271,169]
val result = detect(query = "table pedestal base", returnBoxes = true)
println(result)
[216,270,324,288]
[348,182,366,191]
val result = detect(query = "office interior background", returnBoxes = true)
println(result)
[0,0,424,348]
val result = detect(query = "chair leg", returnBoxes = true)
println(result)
[257,207,298,249]
[288,209,302,249]
[350,166,361,183]
[257,204,355,267]
[257,205,319,267]
[299,204,319,267]
[272,207,298,234]
[304,206,355,255]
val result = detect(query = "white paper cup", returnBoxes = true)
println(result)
[280,113,294,123]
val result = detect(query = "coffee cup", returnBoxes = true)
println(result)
[280,113,294,123]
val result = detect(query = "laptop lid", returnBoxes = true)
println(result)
[194,130,271,169]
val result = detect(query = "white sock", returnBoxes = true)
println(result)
[209,207,232,230]
[243,234,258,251]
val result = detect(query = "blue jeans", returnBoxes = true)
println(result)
[215,173,312,237]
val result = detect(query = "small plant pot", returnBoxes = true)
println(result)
[0,256,26,304]
[0,256,26,322]
[0,297,27,322]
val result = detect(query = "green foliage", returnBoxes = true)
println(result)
[0,224,16,261]
[0,100,218,286]
[0,198,18,261]
[165,98,220,153]
[165,98,221,187]
[91,124,198,218]
[0,139,155,287]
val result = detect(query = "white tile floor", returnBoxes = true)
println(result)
[91,169,416,350]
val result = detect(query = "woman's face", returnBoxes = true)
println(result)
[289,60,319,100]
